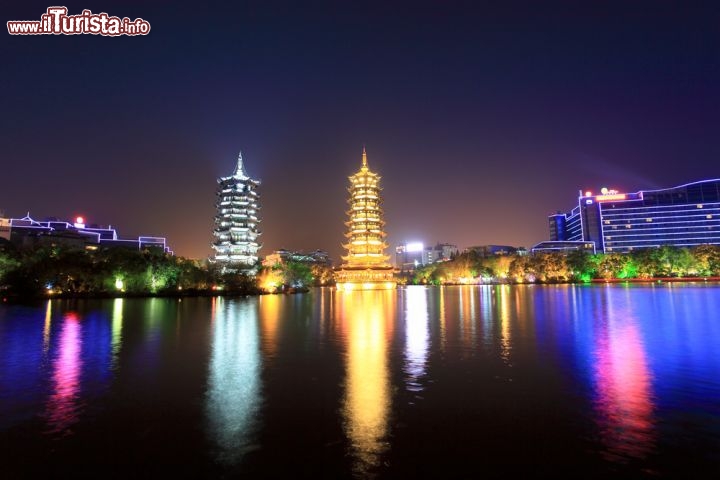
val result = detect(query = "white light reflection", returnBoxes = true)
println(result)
[404,286,429,392]
[206,297,262,465]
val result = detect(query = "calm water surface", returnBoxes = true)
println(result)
[1,285,719,478]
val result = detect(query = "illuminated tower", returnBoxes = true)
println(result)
[212,152,261,272]
[335,148,396,290]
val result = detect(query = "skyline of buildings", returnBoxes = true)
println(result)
[6,175,720,265]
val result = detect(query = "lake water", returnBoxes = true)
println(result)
[1,285,719,478]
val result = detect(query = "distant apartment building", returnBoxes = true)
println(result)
[2,214,172,253]
[395,243,424,271]
[425,243,458,263]
[539,179,720,253]
[395,242,458,271]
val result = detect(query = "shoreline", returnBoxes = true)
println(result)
[591,276,720,283]
[412,277,720,287]
[0,286,314,304]
[6,278,720,303]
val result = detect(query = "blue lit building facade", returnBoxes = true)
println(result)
[545,179,720,253]
[2,215,171,253]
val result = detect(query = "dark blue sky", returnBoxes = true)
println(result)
[2,1,719,259]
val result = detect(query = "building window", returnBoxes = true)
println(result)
[698,204,704,208]
[646,218,653,222]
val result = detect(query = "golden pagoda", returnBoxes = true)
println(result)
[334,148,396,291]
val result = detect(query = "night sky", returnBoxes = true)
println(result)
[2,1,719,260]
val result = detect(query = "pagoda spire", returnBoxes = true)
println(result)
[234,151,246,177]
[362,145,368,169]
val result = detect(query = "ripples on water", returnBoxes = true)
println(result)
[1,285,719,478]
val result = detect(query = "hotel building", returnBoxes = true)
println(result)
[542,179,720,253]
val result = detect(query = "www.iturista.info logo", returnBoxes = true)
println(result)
[7,6,151,36]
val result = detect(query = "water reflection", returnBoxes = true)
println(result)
[111,298,123,370]
[404,286,429,392]
[592,288,656,462]
[42,300,52,353]
[144,298,164,341]
[3,286,720,477]
[206,297,262,465]
[259,294,280,360]
[45,312,82,436]
[497,286,512,365]
[438,287,447,350]
[458,286,476,346]
[339,290,394,477]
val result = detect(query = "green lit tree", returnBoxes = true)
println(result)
[597,253,630,280]
[283,261,313,288]
[566,250,595,282]
[658,246,696,277]
[692,245,720,276]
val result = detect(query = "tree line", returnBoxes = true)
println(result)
[412,245,720,285]
[0,241,334,298]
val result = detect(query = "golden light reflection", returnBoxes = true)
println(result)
[513,286,526,336]
[498,285,512,364]
[338,289,394,476]
[458,286,475,348]
[259,293,280,360]
[438,286,447,351]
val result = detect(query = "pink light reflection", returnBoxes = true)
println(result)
[593,321,656,462]
[45,312,83,436]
